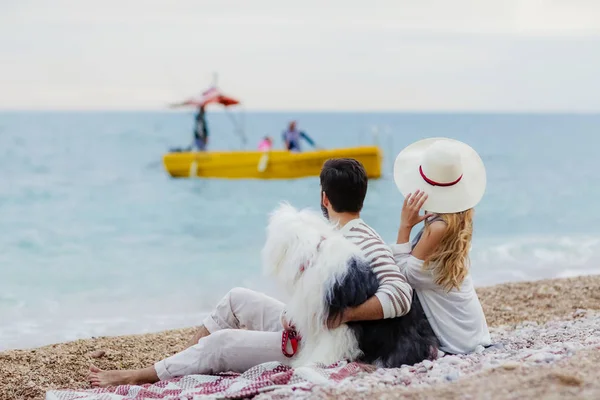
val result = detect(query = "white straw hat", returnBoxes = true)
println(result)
[393,137,486,214]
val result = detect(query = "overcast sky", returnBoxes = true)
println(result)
[1,0,599,111]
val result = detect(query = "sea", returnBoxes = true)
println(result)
[0,111,599,351]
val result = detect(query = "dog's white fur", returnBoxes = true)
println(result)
[261,202,364,367]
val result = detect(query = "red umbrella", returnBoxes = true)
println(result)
[170,86,240,108]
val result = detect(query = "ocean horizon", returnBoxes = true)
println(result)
[1,111,599,351]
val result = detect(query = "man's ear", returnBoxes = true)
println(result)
[322,191,330,208]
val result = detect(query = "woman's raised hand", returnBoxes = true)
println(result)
[401,190,432,230]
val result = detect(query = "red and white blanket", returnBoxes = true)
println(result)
[46,361,366,400]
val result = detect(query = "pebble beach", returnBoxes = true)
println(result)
[2,274,600,400]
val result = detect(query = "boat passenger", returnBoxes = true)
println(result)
[282,121,316,152]
[192,105,209,151]
[258,136,273,151]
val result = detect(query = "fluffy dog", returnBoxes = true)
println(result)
[261,202,439,368]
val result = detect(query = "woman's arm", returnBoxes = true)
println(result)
[392,190,430,272]
[396,190,432,244]
[391,190,446,290]
[392,222,446,290]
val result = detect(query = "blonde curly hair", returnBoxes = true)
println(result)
[423,209,474,291]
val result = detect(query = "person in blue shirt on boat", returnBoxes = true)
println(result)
[282,121,317,152]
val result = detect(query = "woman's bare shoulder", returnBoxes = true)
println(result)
[426,220,447,238]
[413,221,447,259]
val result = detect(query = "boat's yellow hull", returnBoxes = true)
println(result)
[163,146,382,179]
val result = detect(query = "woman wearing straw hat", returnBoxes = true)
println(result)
[391,137,491,355]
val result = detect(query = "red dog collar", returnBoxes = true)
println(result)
[281,330,300,357]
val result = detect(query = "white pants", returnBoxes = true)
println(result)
[154,288,289,380]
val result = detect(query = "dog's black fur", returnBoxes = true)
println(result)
[326,257,439,367]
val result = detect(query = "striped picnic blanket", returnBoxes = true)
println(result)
[46,360,366,400]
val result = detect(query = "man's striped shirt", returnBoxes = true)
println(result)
[339,218,413,318]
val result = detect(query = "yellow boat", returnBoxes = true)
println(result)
[164,79,382,180]
[163,145,382,179]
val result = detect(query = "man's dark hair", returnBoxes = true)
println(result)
[320,158,368,213]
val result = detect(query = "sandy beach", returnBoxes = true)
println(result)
[2,274,600,400]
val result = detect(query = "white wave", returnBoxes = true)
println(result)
[470,235,600,286]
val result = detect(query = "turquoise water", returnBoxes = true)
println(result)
[1,111,599,350]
